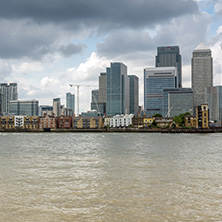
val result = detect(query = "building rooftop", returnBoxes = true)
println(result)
[194,42,211,51]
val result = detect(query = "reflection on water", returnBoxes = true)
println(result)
[0,133,222,221]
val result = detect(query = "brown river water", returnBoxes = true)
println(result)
[0,133,222,222]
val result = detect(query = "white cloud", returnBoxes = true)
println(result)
[12,62,44,74]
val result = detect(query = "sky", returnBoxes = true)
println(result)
[0,0,222,113]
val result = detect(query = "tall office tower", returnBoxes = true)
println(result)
[53,98,61,117]
[99,73,107,103]
[162,88,193,117]
[144,67,177,117]
[66,92,75,114]
[107,62,129,116]
[192,43,213,112]
[156,46,182,88]
[205,86,222,123]
[91,89,99,103]
[0,83,18,115]
[128,75,139,115]
[9,100,39,116]
[91,89,106,114]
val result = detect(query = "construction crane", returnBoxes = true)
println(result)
[69,84,97,116]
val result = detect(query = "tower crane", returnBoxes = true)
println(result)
[69,84,97,116]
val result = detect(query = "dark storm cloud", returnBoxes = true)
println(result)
[0,0,198,29]
[0,0,198,60]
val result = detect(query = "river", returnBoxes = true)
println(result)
[0,133,222,221]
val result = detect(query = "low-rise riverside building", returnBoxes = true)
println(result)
[132,116,143,128]
[143,117,154,128]
[24,116,39,129]
[14,116,24,128]
[57,115,73,129]
[39,115,56,130]
[196,104,209,128]
[154,117,174,128]
[184,115,197,128]
[110,114,134,128]
[73,116,103,129]
[0,116,14,129]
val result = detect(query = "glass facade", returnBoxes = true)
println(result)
[0,83,18,115]
[66,93,75,114]
[9,100,39,116]
[156,46,182,88]
[192,44,213,113]
[128,75,139,115]
[205,86,222,123]
[144,67,177,117]
[163,88,193,117]
[106,63,129,116]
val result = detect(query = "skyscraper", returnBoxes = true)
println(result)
[205,86,222,123]
[192,43,213,111]
[144,67,177,117]
[0,83,18,115]
[66,92,75,114]
[106,62,129,116]
[99,73,107,104]
[156,46,182,88]
[128,75,139,115]
[53,98,61,117]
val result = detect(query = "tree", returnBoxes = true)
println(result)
[173,112,191,126]
[152,113,162,117]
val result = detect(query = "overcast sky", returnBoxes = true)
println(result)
[0,0,222,112]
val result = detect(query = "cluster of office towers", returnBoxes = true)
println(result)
[1,43,221,123]
[144,43,221,123]
[90,63,139,117]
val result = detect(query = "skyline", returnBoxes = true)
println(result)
[0,0,222,112]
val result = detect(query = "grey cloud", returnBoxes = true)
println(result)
[0,0,198,30]
[58,43,86,57]
[97,12,211,65]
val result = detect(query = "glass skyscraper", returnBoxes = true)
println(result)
[162,88,193,117]
[128,75,139,115]
[144,67,177,117]
[205,86,222,123]
[156,46,182,88]
[0,83,18,115]
[66,92,75,115]
[106,62,129,116]
[192,43,213,112]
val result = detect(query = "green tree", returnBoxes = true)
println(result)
[173,112,191,126]
[152,113,162,117]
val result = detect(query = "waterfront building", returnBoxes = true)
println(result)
[132,116,143,128]
[143,117,154,128]
[14,116,24,128]
[0,83,18,115]
[196,104,209,128]
[109,114,134,128]
[184,115,197,128]
[66,92,75,115]
[53,98,61,117]
[39,115,56,130]
[57,115,73,129]
[106,62,130,116]
[156,46,182,87]
[192,43,213,112]
[0,116,14,129]
[144,67,177,117]
[205,86,222,123]
[73,116,103,129]
[24,116,39,129]
[128,75,139,115]
[9,100,39,116]
[154,117,174,128]
[40,105,53,117]
[162,88,193,117]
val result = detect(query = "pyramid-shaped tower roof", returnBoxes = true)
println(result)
[194,42,210,51]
